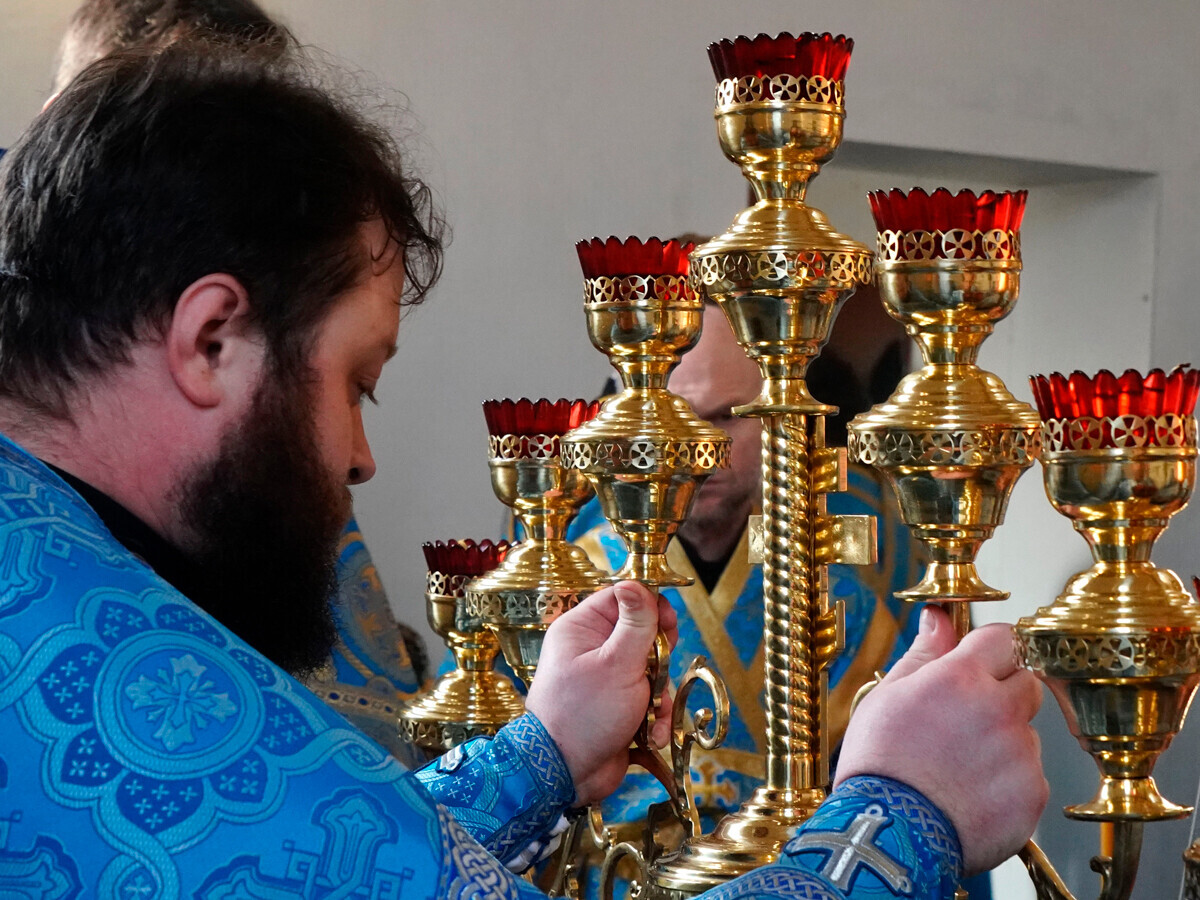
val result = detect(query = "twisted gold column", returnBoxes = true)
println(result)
[759,414,820,793]
[643,416,855,897]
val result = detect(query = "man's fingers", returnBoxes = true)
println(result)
[1002,668,1043,723]
[958,623,1023,681]
[657,593,679,650]
[881,605,959,683]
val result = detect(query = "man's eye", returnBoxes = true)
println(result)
[358,386,379,406]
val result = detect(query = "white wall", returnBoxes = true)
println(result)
[4,2,1200,897]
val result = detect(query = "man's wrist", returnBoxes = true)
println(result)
[779,775,964,897]
[495,711,578,809]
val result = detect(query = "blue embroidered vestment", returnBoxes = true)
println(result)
[0,434,964,898]
[306,517,428,766]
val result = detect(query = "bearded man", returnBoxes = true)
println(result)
[0,42,1045,898]
[47,0,432,766]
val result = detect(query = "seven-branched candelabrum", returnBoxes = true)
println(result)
[401,26,1200,900]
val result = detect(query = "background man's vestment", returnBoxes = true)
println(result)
[569,464,923,829]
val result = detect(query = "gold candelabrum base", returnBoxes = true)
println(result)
[1017,443,1200,823]
[848,242,1040,604]
[466,430,607,687]
[400,569,525,753]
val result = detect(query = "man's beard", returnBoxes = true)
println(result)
[174,372,349,679]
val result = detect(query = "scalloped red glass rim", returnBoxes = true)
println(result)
[1029,366,1200,420]
[707,32,853,81]
[575,236,695,278]
[482,398,602,436]
[422,539,510,576]
[868,187,1028,233]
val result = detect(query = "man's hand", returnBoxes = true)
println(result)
[835,605,1048,874]
[525,581,677,806]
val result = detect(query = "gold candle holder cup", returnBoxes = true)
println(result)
[465,399,608,687]
[1017,367,1200,822]
[562,237,731,588]
[849,188,1040,603]
[399,540,525,753]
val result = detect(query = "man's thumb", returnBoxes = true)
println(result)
[883,605,959,682]
[601,581,659,667]
[613,581,657,628]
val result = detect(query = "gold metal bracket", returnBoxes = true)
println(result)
[812,446,847,494]
[1018,825,1143,900]
[747,514,764,565]
[814,603,845,667]
[815,514,877,567]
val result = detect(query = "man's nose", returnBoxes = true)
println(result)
[347,425,377,485]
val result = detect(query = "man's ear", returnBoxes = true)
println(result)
[166,274,262,408]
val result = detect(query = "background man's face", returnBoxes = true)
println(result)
[672,304,763,537]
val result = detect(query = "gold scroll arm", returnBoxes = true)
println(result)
[629,630,678,802]
[670,656,732,839]
[597,656,730,900]
[1018,825,1143,900]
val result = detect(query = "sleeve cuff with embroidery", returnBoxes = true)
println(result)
[412,711,576,870]
[778,775,964,897]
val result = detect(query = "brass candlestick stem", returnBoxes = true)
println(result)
[465,399,608,688]
[400,540,525,753]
